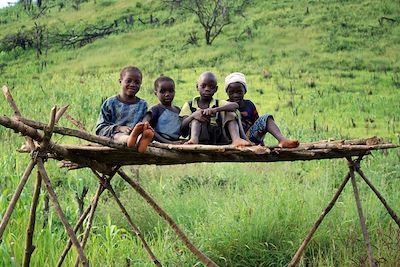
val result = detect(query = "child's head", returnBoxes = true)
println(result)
[224,72,247,103]
[197,71,218,100]
[154,76,175,106]
[119,66,143,99]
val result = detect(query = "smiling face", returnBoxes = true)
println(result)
[226,82,246,103]
[197,72,218,101]
[155,80,175,106]
[119,70,142,101]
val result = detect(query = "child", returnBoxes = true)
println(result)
[224,72,299,148]
[95,65,154,152]
[142,76,182,143]
[180,71,251,147]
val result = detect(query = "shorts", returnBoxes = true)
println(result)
[247,114,273,145]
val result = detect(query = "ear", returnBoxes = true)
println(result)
[215,85,218,92]
[119,79,121,84]
[153,90,157,96]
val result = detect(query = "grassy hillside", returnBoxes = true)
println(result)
[0,0,399,266]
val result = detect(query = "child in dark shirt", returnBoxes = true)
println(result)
[95,65,154,152]
[180,71,251,147]
[224,72,299,148]
[143,76,182,143]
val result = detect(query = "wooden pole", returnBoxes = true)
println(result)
[55,105,69,123]
[56,184,104,267]
[57,165,120,266]
[288,172,351,267]
[36,158,89,267]
[118,169,219,267]
[0,159,36,240]
[89,170,162,267]
[2,85,35,149]
[348,160,376,267]
[355,168,400,228]
[72,184,103,267]
[23,170,42,267]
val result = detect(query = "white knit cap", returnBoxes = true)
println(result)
[224,72,247,92]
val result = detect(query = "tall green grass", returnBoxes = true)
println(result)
[0,0,399,266]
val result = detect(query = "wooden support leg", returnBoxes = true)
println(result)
[0,159,36,240]
[56,184,104,267]
[288,172,351,267]
[72,184,104,267]
[36,158,89,267]
[23,170,42,267]
[355,168,400,228]
[348,160,376,267]
[57,166,120,266]
[117,169,219,267]
[88,170,162,267]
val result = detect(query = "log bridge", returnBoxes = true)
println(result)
[0,85,399,266]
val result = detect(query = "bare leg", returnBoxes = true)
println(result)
[266,118,299,148]
[227,120,252,147]
[184,120,201,144]
[114,133,129,143]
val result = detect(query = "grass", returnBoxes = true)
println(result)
[0,0,399,266]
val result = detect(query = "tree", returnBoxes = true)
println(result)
[165,0,251,45]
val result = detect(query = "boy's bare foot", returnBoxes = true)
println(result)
[278,139,299,148]
[232,138,253,147]
[127,123,145,148]
[137,129,155,153]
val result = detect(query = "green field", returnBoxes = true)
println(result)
[0,0,399,266]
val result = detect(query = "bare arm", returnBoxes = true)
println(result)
[181,110,206,130]
[202,101,239,116]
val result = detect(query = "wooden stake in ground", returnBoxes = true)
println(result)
[0,159,36,240]
[288,172,352,267]
[37,158,89,267]
[348,159,376,267]
[118,169,219,267]
[23,170,42,267]
[355,168,400,228]
[56,184,104,267]
[89,170,162,267]
[73,184,103,267]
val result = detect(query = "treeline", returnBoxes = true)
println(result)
[0,0,176,53]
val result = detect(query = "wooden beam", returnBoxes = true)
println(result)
[23,170,42,267]
[0,159,36,240]
[118,169,218,267]
[288,171,351,267]
[37,158,89,267]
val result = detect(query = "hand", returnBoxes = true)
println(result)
[201,108,216,117]
[117,126,132,134]
[191,110,208,122]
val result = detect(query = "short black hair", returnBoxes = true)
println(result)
[120,66,142,80]
[154,76,175,90]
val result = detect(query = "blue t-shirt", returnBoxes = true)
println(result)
[96,95,147,137]
[148,104,181,141]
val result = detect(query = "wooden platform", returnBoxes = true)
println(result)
[56,137,397,166]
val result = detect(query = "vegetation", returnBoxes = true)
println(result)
[0,0,399,266]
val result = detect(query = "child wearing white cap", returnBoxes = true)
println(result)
[180,71,252,146]
[224,72,299,148]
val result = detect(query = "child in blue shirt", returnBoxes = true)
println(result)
[96,66,154,152]
[143,76,182,143]
[224,72,299,148]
